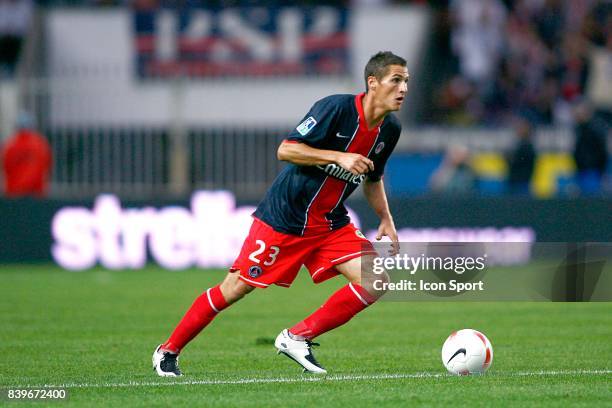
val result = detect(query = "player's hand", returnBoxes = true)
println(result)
[336,153,374,176]
[376,217,399,255]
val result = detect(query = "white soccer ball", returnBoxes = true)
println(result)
[441,329,493,375]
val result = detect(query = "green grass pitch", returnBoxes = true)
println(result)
[1,265,610,407]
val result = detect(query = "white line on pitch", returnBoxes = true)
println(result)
[14,369,612,390]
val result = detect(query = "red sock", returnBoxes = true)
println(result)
[289,283,376,340]
[161,285,229,353]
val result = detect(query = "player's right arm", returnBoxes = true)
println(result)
[277,141,373,175]
[280,95,374,175]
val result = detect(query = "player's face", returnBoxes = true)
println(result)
[370,65,409,111]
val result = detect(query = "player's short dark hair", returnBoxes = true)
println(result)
[364,51,407,92]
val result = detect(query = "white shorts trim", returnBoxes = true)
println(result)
[239,275,270,288]
[310,266,326,280]
[311,250,374,281]
[331,251,364,264]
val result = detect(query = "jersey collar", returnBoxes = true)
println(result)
[355,92,383,133]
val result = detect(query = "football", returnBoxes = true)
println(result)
[442,329,493,375]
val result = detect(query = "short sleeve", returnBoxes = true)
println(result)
[286,97,338,147]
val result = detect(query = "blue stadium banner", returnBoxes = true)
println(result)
[133,4,350,78]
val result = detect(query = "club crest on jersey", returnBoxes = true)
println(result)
[316,163,366,185]
[355,229,366,239]
[296,116,317,136]
[375,142,385,154]
[248,265,263,278]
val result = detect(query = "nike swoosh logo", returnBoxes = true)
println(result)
[447,348,466,364]
[336,132,351,138]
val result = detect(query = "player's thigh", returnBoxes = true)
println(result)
[334,256,362,284]
[305,223,375,284]
[231,218,307,289]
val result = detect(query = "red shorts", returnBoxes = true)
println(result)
[230,218,375,288]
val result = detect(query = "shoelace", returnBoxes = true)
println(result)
[305,340,320,348]
[162,352,179,369]
[303,340,324,368]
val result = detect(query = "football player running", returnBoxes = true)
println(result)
[153,51,408,376]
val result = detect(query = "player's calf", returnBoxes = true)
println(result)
[361,268,391,300]
[278,257,384,373]
[153,272,256,376]
[337,255,389,300]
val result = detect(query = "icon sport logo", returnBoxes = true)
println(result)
[296,116,317,136]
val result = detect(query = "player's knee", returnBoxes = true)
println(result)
[221,281,254,304]
[374,271,391,295]
[230,281,254,302]
[336,257,365,286]
[361,269,390,299]
[220,272,255,304]
[345,273,361,286]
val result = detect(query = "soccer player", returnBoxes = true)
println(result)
[153,51,408,376]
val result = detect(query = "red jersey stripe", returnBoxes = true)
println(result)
[302,94,380,235]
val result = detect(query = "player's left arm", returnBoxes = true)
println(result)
[363,178,399,254]
[363,121,401,253]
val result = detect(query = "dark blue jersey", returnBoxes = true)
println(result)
[253,93,401,236]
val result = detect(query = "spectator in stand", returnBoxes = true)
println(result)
[450,0,507,88]
[507,117,536,195]
[572,101,609,194]
[0,0,32,76]
[582,1,611,47]
[436,74,480,126]
[1,111,53,197]
[429,144,476,195]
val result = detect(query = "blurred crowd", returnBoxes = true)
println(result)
[433,0,612,127]
[0,0,33,77]
[2,0,609,198]
[428,101,609,197]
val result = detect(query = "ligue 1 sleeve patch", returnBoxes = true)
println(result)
[375,142,385,154]
[296,116,317,136]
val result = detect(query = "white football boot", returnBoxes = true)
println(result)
[152,345,182,377]
[275,329,327,374]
